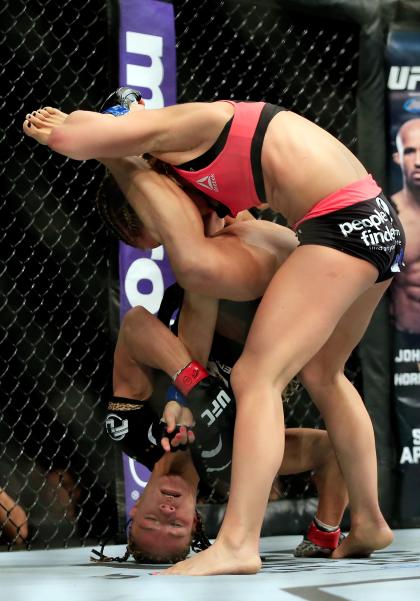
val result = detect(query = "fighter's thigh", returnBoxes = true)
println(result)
[238,245,378,381]
[300,278,392,387]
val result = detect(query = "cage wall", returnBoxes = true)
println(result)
[0,0,121,548]
[0,0,406,549]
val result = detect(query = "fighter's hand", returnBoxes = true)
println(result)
[22,107,68,145]
[161,401,195,452]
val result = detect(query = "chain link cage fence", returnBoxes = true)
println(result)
[0,0,121,550]
[1,0,366,550]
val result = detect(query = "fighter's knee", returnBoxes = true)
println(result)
[231,355,284,400]
[175,261,217,294]
[299,363,320,391]
[230,356,254,395]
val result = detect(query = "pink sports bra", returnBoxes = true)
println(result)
[172,101,269,217]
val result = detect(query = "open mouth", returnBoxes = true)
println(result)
[161,488,181,497]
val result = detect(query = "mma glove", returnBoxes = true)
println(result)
[99,86,142,116]
[173,361,236,481]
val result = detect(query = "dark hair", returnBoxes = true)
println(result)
[90,509,211,565]
[142,155,172,176]
[96,171,144,246]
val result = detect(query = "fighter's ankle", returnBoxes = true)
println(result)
[216,531,260,556]
[314,516,340,532]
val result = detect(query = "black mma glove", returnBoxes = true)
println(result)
[105,401,191,466]
[152,419,192,453]
[173,361,236,482]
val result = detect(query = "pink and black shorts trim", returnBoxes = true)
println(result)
[296,193,406,282]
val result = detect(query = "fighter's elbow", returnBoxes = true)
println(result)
[174,269,197,292]
[173,256,215,293]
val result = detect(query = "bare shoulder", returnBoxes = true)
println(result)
[226,218,295,238]
[220,219,298,253]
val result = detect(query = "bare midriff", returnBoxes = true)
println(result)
[261,110,369,225]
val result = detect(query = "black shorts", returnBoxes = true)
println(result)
[296,194,406,282]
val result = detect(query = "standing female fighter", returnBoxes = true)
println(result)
[23,94,403,573]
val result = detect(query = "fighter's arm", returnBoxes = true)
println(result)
[139,175,294,300]
[111,306,196,452]
[177,293,219,367]
[174,198,225,358]
[112,315,155,401]
[112,295,222,453]
[115,305,193,387]
[114,288,219,413]
[155,289,218,452]
[104,156,292,300]
[114,294,228,450]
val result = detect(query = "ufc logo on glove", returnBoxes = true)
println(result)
[201,389,232,426]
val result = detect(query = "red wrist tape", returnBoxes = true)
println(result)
[306,521,341,549]
[174,361,208,396]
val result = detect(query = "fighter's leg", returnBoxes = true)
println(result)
[280,428,348,556]
[299,280,394,558]
[163,245,379,575]
[280,428,348,525]
[113,307,196,450]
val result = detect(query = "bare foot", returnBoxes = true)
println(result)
[22,106,68,145]
[160,542,262,576]
[331,523,394,558]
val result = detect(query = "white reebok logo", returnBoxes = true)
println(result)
[196,173,219,192]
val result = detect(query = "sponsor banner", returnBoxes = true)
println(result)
[119,0,176,108]
[387,30,420,524]
[118,0,176,518]
[119,243,175,321]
